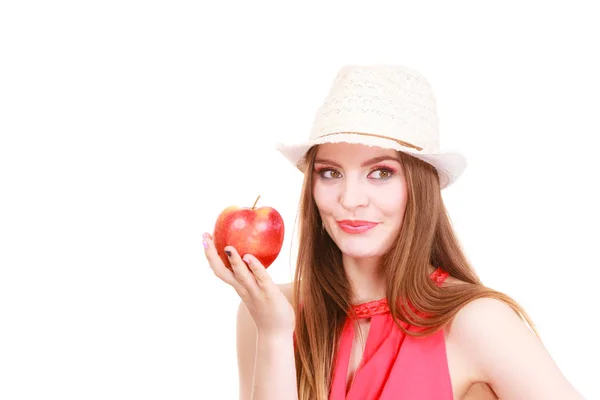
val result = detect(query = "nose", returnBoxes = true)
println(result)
[339,176,368,211]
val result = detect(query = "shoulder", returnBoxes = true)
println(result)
[446,297,535,361]
[277,282,294,303]
[450,296,527,332]
[447,297,583,399]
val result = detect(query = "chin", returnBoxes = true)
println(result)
[343,250,382,259]
[336,239,387,259]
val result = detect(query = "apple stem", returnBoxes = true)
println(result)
[252,195,261,210]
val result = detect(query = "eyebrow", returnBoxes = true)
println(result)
[314,155,401,168]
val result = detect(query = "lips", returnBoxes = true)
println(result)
[336,220,379,234]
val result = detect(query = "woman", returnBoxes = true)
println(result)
[202,65,584,399]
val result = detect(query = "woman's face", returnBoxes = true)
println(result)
[312,143,408,259]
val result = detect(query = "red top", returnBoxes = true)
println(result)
[329,267,452,399]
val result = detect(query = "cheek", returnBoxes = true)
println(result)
[312,182,338,212]
[377,181,408,217]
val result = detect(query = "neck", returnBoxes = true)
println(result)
[342,254,387,304]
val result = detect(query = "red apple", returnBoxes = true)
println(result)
[212,195,285,270]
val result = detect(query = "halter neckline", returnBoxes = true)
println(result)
[350,267,449,319]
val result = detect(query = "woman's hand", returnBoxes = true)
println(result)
[202,232,295,337]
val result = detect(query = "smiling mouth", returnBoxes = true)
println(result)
[336,220,379,234]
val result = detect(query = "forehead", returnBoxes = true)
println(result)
[315,143,399,162]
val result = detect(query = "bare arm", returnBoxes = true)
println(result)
[203,232,298,400]
[236,301,256,400]
[453,297,585,399]
[236,299,298,400]
[254,332,297,399]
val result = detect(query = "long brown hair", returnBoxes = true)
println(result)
[291,145,537,400]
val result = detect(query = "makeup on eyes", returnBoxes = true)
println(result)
[313,163,398,179]
[313,167,342,179]
[369,164,398,175]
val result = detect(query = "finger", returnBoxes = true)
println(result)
[241,253,273,289]
[225,246,261,297]
[202,233,245,293]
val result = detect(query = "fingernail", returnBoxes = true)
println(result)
[202,232,209,240]
[225,250,232,257]
[242,256,250,264]
[202,240,208,249]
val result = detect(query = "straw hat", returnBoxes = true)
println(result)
[275,64,467,189]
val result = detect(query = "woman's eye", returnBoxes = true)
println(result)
[320,169,342,179]
[317,167,393,180]
[369,169,393,179]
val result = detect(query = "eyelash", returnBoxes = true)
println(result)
[314,165,397,180]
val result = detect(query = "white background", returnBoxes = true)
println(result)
[1,1,598,399]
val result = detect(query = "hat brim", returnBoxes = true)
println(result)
[275,133,466,189]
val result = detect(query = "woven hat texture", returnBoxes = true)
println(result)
[276,64,467,189]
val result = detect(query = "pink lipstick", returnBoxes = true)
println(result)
[336,220,379,234]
